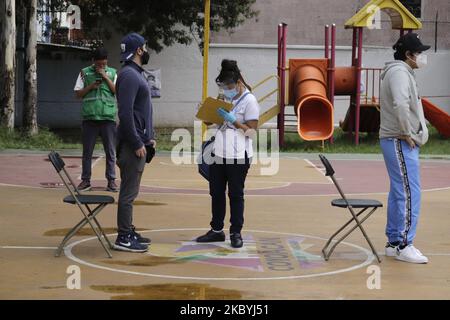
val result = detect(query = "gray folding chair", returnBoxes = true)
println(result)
[318,154,382,263]
[48,151,114,258]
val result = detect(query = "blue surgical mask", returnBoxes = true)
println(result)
[223,87,238,100]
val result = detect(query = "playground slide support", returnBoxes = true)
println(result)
[351,28,357,66]
[277,23,288,147]
[329,24,336,143]
[355,27,363,145]
[347,27,358,140]
[325,25,330,100]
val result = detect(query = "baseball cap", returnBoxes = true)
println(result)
[393,33,431,53]
[120,33,146,62]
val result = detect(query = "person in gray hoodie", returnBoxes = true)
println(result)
[379,33,430,264]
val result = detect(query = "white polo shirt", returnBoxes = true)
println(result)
[213,89,260,159]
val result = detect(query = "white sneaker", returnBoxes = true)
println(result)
[385,242,399,257]
[396,245,428,264]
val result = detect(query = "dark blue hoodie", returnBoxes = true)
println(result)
[116,61,154,150]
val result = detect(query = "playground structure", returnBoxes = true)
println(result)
[256,0,450,146]
[422,98,450,138]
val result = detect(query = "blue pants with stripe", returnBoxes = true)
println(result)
[380,138,421,246]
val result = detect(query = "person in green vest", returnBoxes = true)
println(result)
[73,47,118,192]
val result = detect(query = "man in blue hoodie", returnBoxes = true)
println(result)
[114,33,155,253]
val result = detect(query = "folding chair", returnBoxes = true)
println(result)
[318,154,382,263]
[48,151,114,258]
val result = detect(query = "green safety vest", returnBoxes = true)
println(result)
[81,65,117,121]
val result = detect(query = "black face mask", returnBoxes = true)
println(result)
[141,50,150,65]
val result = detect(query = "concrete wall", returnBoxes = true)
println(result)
[212,0,450,50]
[34,47,92,128]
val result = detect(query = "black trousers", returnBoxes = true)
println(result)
[209,156,251,234]
[81,120,117,182]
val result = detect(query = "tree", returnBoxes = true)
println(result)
[23,0,38,135]
[0,0,16,129]
[58,0,258,52]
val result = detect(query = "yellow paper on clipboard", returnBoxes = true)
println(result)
[196,97,233,125]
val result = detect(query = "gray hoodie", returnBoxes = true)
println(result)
[379,60,428,146]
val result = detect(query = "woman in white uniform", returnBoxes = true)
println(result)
[196,59,260,248]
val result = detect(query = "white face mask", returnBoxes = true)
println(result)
[409,53,428,69]
[415,53,428,68]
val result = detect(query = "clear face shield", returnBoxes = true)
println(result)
[216,80,239,101]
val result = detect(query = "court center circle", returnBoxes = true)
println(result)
[64,228,375,281]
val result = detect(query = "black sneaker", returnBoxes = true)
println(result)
[131,225,151,244]
[77,180,91,192]
[113,233,148,253]
[230,233,243,248]
[107,180,118,192]
[196,230,225,243]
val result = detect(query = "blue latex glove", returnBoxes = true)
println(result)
[217,108,236,124]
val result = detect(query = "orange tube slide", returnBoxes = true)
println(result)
[334,67,356,95]
[293,63,334,141]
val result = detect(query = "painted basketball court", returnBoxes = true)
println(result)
[0,152,449,299]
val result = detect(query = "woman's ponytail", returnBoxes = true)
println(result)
[216,59,252,91]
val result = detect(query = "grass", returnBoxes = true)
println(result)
[0,126,67,150]
[281,126,450,155]
[1,125,449,155]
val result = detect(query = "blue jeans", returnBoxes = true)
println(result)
[380,138,421,246]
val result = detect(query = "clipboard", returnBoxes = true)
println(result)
[196,97,233,125]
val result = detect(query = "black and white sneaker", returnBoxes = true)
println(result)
[113,233,148,253]
[385,242,399,257]
[131,225,151,244]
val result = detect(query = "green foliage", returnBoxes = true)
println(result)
[0,126,76,150]
[281,126,450,155]
[2,125,448,155]
[52,0,258,52]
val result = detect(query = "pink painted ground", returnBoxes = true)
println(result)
[0,154,449,196]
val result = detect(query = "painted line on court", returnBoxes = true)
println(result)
[140,178,330,185]
[64,228,375,281]
[3,245,448,257]
[141,182,293,192]
[137,186,450,197]
[0,246,57,250]
[0,183,42,189]
[78,156,103,181]
[303,158,333,183]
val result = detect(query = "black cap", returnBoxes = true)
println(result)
[393,33,431,53]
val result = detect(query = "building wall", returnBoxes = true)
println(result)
[212,0,450,50]
[35,48,93,128]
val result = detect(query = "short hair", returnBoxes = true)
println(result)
[92,47,108,61]
[393,42,408,61]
